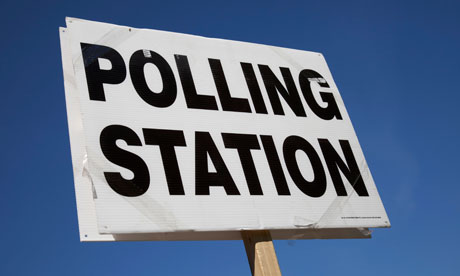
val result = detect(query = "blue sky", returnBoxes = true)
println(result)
[1,0,459,275]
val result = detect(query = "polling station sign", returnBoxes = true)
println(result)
[60,18,389,241]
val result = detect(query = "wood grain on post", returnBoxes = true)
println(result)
[241,230,282,276]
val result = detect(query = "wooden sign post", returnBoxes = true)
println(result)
[242,231,282,276]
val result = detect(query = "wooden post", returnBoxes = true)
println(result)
[241,230,282,276]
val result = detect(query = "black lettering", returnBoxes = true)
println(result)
[260,135,290,195]
[298,69,342,120]
[209,59,251,113]
[143,128,186,195]
[175,55,218,110]
[100,125,149,197]
[222,133,262,195]
[241,62,268,114]
[195,132,240,195]
[258,65,306,117]
[129,50,177,108]
[318,139,369,196]
[81,43,126,101]
[283,136,326,197]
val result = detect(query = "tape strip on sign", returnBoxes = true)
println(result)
[60,18,390,241]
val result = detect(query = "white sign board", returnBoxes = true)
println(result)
[60,18,389,241]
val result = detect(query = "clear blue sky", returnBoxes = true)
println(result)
[1,0,459,275]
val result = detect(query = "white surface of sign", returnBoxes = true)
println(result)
[60,18,390,241]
